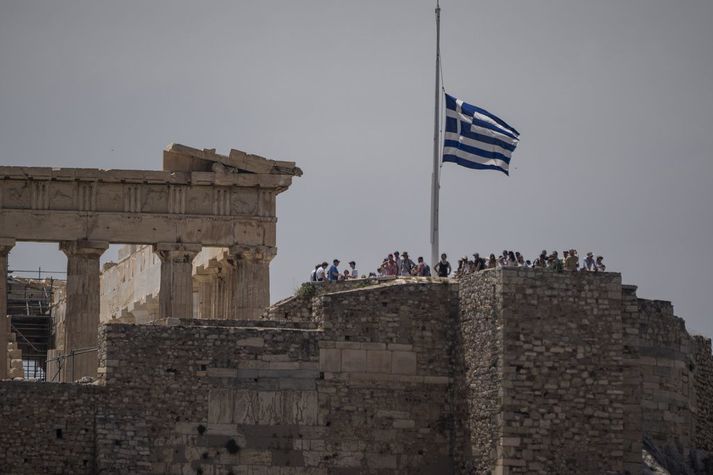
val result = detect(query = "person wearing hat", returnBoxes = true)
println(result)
[534,250,548,268]
[548,251,563,272]
[564,249,578,271]
[583,252,595,271]
[349,261,358,278]
[327,259,340,282]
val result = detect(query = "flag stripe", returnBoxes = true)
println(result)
[443,147,510,175]
[443,139,512,164]
[444,132,514,160]
[445,110,519,144]
[444,119,518,152]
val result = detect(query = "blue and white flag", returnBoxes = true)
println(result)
[443,94,520,175]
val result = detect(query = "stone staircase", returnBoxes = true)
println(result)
[117,293,160,324]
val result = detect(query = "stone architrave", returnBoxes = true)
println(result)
[0,238,16,379]
[153,243,201,320]
[228,246,276,320]
[59,239,108,382]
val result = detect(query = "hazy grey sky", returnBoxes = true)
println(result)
[2,1,712,335]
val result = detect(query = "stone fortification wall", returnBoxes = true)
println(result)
[6,272,713,474]
[457,268,627,474]
[90,279,457,474]
[98,322,321,474]
[501,269,626,474]
[315,280,458,473]
[621,285,644,472]
[0,381,101,474]
[453,269,503,473]
[693,336,713,451]
[264,277,399,323]
[637,298,696,448]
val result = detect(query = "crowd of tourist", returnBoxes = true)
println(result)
[309,260,360,282]
[453,249,606,276]
[309,249,607,282]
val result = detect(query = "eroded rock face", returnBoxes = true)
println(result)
[163,142,302,177]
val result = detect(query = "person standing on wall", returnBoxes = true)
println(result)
[327,259,340,282]
[435,253,451,277]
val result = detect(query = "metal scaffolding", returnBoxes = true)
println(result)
[6,273,56,380]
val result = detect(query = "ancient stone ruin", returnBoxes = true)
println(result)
[1,143,300,382]
[1,145,713,474]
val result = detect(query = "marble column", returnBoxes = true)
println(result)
[213,269,227,320]
[193,273,214,319]
[0,238,15,380]
[59,239,108,382]
[228,246,276,320]
[153,243,201,320]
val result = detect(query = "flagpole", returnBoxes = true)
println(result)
[430,0,442,269]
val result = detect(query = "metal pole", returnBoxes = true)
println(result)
[430,0,442,268]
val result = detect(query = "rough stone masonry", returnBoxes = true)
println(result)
[2,269,713,474]
[2,146,713,473]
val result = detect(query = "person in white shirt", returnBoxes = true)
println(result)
[309,265,320,282]
[583,252,596,271]
[315,262,328,281]
[349,261,358,278]
[595,256,606,272]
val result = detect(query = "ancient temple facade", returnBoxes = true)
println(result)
[0,143,301,382]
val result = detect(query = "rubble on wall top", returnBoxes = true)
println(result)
[164,143,303,177]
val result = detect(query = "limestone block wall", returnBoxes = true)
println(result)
[91,280,459,474]
[638,298,696,448]
[621,285,643,473]
[264,277,398,323]
[97,321,321,474]
[501,269,626,474]
[453,269,503,473]
[457,268,627,474]
[693,336,713,451]
[6,274,713,474]
[0,381,101,474]
[315,281,458,474]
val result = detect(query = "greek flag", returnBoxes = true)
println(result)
[443,94,520,175]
